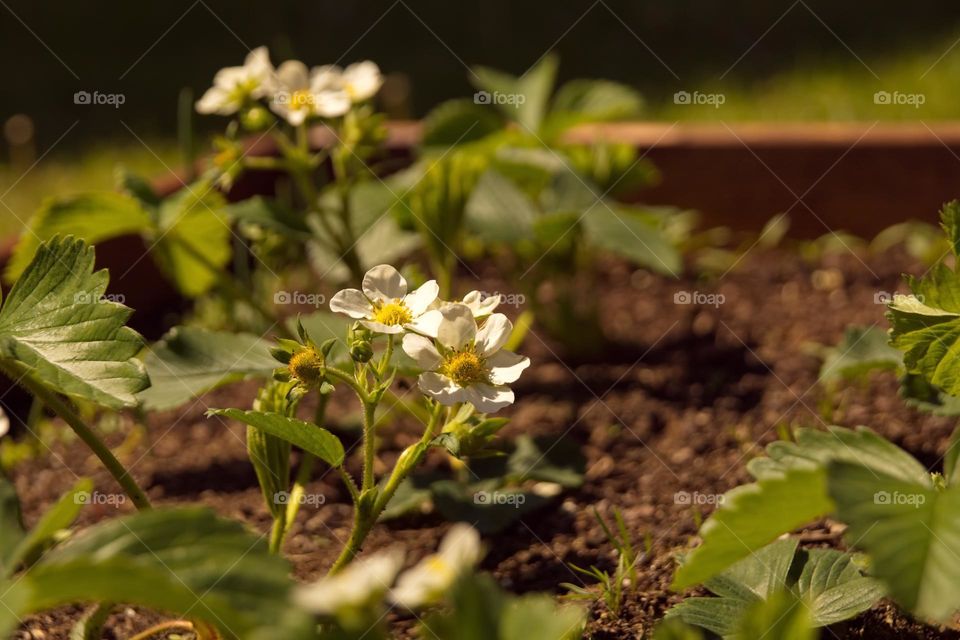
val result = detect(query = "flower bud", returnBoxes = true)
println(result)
[350,340,374,363]
[348,322,374,363]
[240,105,272,131]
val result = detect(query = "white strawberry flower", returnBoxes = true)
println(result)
[268,60,350,125]
[461,290,500,318]
[312,61,383,104]
[196,46,273,116]
[0,408,8,439]
[330,265,442,335]
[390,524,482,609]
[294,549,403,615]
[402,304,529,413]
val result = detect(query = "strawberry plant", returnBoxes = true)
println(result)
[208,264,532,564]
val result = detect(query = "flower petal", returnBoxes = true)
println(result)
[463,383,514,413]
[402,334,442,370]
[437,304,476,350]
[196,87,232,114]
[361,320,404,335]
[486,350,530,384]
[438,523,482,568]
[244,46,273,89]
[310,64,343,92]
[315,90,351,117]
[404,280,439,315]
[407,309,443,338]
[295,548,403,615]
[418,372,467,405]
[475,313,513,356]
[462,290,499,317]
[275,59,310,90]
[343,61,383,101]
[363,264,407,302]
[329,288,373,319]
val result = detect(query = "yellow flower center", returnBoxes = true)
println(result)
[288,348,325,386]
[441,350,489,388]
[290,89,314,110]
[373,301,412,326]
[425,555,453,579]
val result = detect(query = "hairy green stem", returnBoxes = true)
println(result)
[0,361,151,511]
[328,403,444,575]
[361,401,378,492]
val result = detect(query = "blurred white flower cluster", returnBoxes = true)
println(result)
[196,46,382,123]
[330,265,530,413]
[295,523,482,616]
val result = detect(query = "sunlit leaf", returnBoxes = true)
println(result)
[0,236,148,408]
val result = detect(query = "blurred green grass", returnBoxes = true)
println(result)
[650,31,960,120]
[2,31,959,240]
[0,141,180,238]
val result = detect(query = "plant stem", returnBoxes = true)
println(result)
[328,404,444,575]
[0,361,151,511]
[361,401,377,492]
[170,235,292,338]
[268,516,286,554]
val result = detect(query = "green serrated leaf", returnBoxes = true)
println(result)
[138,326,277,411]
[465,170,538,243]
[828,460,960,621]
[0,476,25,576]
[7,478,92,572]
[819,325,902,383]
[500,593,585,640]
[5,192,152,283]
[422,98,505,147]
[543,79,644,137]
[0,236,148,409]
[794,548,885,626]
[208,409,344,468]
[18,507,313,639]
[672,465,831,590]
[733,590,815,640]
[940,200,960,257]
[676,426,931,590]
[582,203,681,276]
[226,196,310,238]
[471,54,558,133]
[507,435,584,488]
[151,184,231,297]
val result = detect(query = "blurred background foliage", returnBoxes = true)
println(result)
[1,0,960,233]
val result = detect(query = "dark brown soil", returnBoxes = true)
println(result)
[10,246,960,639]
